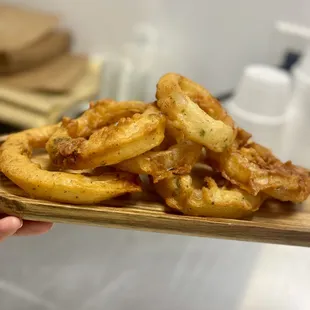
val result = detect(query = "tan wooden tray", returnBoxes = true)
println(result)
[1,134,310,247]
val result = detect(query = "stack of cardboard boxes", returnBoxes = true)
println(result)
[0,5,101,129]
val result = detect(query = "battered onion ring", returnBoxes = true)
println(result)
[156,73,234,126]
[154,166,265,219]
[46,103,166,170]
[0,125,141,204]
[207,129,310,203]
[156,73,235,152]
[115,119,202,182]
[64,99,148,138]
[115,140,202,183]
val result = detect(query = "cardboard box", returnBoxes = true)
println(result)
[0,31,71,74]
[0,4,58,52]
[0,54,88,93]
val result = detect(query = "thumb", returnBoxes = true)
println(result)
[0,217,23,242]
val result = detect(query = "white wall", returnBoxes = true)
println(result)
[6,0,310,94]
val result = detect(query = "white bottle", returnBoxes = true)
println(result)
[91,52,134,101]
[121,23,158,101]
[284,46,310,167]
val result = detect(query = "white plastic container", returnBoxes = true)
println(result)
[233,64,292,116]
[227,64,292,160]
[227,101,287,159]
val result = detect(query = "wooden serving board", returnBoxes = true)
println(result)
[1,135,310,247]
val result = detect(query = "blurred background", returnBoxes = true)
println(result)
[1,1,310,309]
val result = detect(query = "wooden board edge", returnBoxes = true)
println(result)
[1,194,310,248]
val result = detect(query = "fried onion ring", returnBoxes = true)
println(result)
[115,140,202,183]
[46,103,166,170]
[207,129,310,203]
[156,73,234,126]
[154,165,265,219]
[64,99,148,138]
[0,125,141,204]
[156,73,235,152]
[115,119,202,182]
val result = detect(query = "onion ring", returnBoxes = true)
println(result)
[0,125,141,204]
[64,99,148,138]
[46,103,166,170]
[156,73,234,127]
[207,128,310,203]
[115,119,202,182]
[115,140,202,183]
[154,165,265,219]
[156,73,235,152]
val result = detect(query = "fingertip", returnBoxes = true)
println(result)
[0,216,23,237]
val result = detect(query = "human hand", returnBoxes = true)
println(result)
[0,215,53,242]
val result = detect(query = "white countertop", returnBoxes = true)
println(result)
[1,223,310,310]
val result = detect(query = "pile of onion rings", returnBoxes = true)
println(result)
[1,73,309,219]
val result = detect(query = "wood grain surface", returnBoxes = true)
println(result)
[1,134,310,247]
